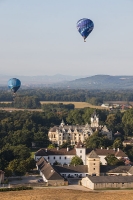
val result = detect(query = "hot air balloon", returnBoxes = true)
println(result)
[8,78,21,94]
[76,18,94,42]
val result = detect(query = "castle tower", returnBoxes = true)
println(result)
[60,119,65,127]
[87,150,100,176]
[91,111,99,128]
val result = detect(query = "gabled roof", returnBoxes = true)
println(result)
[88,176,133,183]
[115,150,127,157]
[100,165,132,174]
[36,157,64,181]
[94,148,127,158]
[35,149,47,157]
[54,165,88,173]
[75,141,84,148]
[35,148,76,156]
[101,125,109,132]
[87,150,99,158]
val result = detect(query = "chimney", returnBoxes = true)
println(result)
[117,148,119,152]
[67,147,69,151]
[57,147,59,151]
[101,147,103,149]
[107,147,109,150]
[45,148,47,152]
[113,148,115,151]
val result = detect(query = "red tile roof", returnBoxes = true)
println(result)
[35,148,76,156]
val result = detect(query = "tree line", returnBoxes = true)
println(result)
[1,88,133,106]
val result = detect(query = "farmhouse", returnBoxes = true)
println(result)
[81,176,133,190]
[36,157,67,186]
[35,147,132,190]
[48,112,112,145]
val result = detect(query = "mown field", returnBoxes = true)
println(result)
[40,101,107,109]
[0,188,133,200]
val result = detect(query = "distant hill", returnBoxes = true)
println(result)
[0,74,84,86]
[52,75,133,90]
[1,74,133,90]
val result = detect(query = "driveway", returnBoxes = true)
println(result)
[8,175,41,184]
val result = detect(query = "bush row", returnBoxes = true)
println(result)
[0,186,33,192]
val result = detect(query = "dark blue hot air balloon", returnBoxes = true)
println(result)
[8,78,21,93]
[76,18,94,42]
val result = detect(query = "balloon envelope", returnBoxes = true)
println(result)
[76,18,94,40]
[8,78,21,93]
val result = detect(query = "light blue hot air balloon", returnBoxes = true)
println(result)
[76,18,94,42]
[8,78,21,93]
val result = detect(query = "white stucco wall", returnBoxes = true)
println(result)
[81,177,94,190]
[99,155,107,165]
[60,172,87,178]
[76,148,86,164]
[35,155,74,165]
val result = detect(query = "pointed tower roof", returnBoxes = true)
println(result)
[88,150,99,158]
[75,141,84,148]
[60,119,65,127]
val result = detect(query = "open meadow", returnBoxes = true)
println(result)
[40,101,107,109]
[0,188,133,200]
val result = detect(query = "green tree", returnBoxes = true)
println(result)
[113,138,123,149]
[105,154,124,166]
[70,156,83,166]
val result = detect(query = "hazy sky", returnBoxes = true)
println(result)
[0,0,133,77]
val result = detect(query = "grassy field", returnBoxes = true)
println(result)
[0,101,107,110]
[0,188,133,200]
[40,101,107,109]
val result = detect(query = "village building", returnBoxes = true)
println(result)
[48,112,113,145]
[81,176,133,190]
[36,153,133,189]
[100,165,133,176]
[34,145,128,166]
[36,157,67,186]
[35,146,133,190]
[123,138,133,147]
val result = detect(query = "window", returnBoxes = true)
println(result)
[64,157,66,159]
[48,157,49,160]
[59,157,61,159]
[93,168,95,170]
[53,157,55,159]
[94,159,95,161]
[80,150,82,153]
[80,155,82,158]
[94,163,95,165]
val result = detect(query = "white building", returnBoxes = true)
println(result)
[34,144,127,166]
